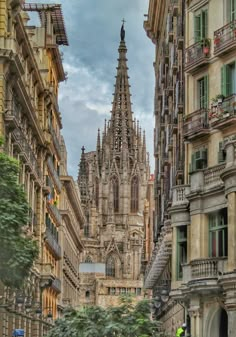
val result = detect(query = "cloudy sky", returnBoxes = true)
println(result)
[29,0,155,177]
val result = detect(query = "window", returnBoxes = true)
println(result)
[198,76,209,109]
[131,176,139,212]
[194,9,208,42]
[108,287,116,295]
[85,291,90,299]
[120,288,126,294]
[221,62,236,97]
[177,226,187,280]
[84,224,89,237]
[190,148,208,172]
[106,255,115,277]
[112,176,119,212]
[209,209,228,257]
[135,288,142,296]
[218,142,226,163]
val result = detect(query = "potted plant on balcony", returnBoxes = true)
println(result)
[211,96,218,108]
[202,38,211,55]
[216,94,225,104]
[214,34,221,45]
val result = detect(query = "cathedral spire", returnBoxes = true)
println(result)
[78,146,88,205]
[109,22,133,153]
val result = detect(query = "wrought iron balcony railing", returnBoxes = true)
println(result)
[12,128,42,181]
[184,108,210,139]
[47,157,62,192]
[209,94,236,128]
[51,278,62,293]
[47,203,62,226]
[185,39,211,73]
[49,124,61,157]
[45,228,62,259]
[214,20,236,56]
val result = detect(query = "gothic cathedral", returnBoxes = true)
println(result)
[78,24,150,307]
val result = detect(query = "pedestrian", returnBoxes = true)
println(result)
[176,323,187,337]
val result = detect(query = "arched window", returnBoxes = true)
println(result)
[95,177,99,208]
[85,290,90,299]
[112,176,119,212]
[131,176,139,212]
[85,256,92,263]
[106,255,115,277]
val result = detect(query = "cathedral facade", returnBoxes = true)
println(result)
[78,25,150,307]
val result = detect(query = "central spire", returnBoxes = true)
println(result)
[108,23,133,153]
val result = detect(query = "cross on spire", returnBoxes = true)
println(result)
[122,18,126,25]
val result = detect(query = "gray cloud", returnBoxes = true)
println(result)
[28,0,155,177]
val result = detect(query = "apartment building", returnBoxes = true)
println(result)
[0,2,84,336]
[145,0,236,336]
[144,0,186,335]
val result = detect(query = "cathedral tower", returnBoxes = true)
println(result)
[78,24,150,306]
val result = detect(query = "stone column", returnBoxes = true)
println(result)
[188,299,203,337]
[219,271,236,337]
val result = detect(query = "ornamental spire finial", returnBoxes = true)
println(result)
[120,19,125,41]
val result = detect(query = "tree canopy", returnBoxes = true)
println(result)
[48,296,163,337]
[0,138,38,288]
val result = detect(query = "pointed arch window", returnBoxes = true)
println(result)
[112,176,119,212]
[95,177,99,209]
[106,255,116,277]
[131,176,139,213]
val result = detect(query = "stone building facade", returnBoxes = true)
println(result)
[78,25,150,307]
[0,2,84,337]
[143,0,185,335]
[144,1,236,337]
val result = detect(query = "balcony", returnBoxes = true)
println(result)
[214,20,236,57]
[184,108,210,140]
[47,157,62,192]
[45,228,62,259]
[3,99,21,129]
[209,94,236,129]
[185,40,211,73]
[47,203,62,226]
[49,124,61,158]
[172,185,190,207]
[183,258,227,293]
[51,277,61,293]
[203,163,225,191]
[12,128,42,182]
[38,263,55,288]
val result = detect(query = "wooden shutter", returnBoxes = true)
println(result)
[194,15,201,42]
[204,75,209,108]
[201,10,208,39]
[231,0,236,21]
[221,65,227,97]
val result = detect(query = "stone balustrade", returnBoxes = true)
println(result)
[172,185,190,207]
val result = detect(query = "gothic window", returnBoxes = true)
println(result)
[85,256,92,263]
[112,176,119,212]
[95,177,99,208]
[84,224,89,237]
[106,255,115,278]
[131,176,139,213]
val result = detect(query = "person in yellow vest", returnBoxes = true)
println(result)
[176,323,187,337]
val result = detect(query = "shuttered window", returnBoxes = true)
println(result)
[221,62,236,97]
[209,209,228,257]
[194,9,208,42]
[198,75,209,109]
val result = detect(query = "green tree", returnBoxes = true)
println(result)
[0,138,38,288]
[47,296,163,337]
